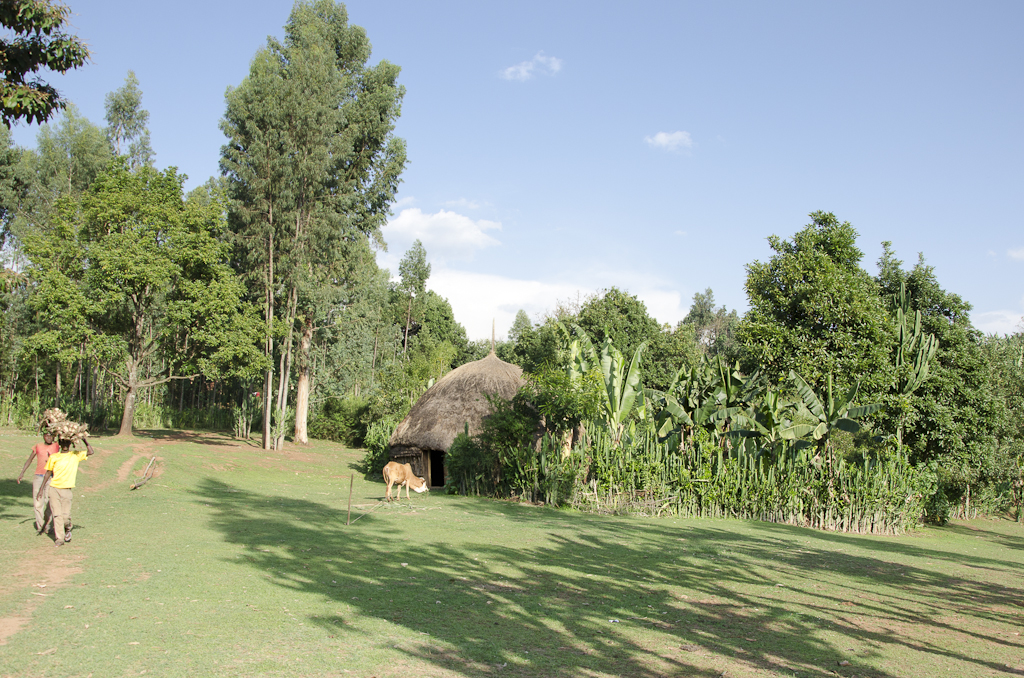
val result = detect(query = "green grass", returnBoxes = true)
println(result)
[1,427,1022,678]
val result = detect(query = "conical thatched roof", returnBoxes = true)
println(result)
[389,351,525,454]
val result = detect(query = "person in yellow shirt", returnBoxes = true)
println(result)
[36,437,95,547]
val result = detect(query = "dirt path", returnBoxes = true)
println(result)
[0,535,84,645]
[0,432,303,647]
[0,441,159,645]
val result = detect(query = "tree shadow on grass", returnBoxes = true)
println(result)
[134,429,246,447]
[941,520,1024,551]
[756,520,1024,571]
[191,479,1024,678]
[0,478,33,522]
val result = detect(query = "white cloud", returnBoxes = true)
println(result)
[421,266,691,341]
[384,208,501,263]
[974,309,1024,336]
[500,52,563,81]
[644,131,693,152]
[392,195,416,210]
[430,269,588,340]
[443,198,482,210]
[1008,247,1024,260]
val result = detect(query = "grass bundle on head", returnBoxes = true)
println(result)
[39,408,67,431]
[41,408,89,445]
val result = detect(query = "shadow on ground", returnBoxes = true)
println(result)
[134,429,249,447]
[0,478,32,523]
[191,479,1024,678]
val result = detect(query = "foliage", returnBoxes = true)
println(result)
[980,332,1024,520]
[444,393,541,498]
[0,0,90,126]
[574,287,695,391]
[594,335,647,443]
[360,414,400,475]
[450,414,930,534]
[502,315,560,373]
[875,244,1002,498]
[21,159,265,435]
[680,287,741,361]
[221,0,407,448]
[308,395,370,446]
[103,70,153,168]
[524,363,602,436]
[788,370,884,459]
[738,211,895,399]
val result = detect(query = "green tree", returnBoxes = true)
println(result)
[22,160,264,435]
[104,70,153,169]
[737,211,894,398]
[680,288,741,361]
[0,0,89,126]
[575,287,697,391]
[221,0,407,448]
[17,105,110,217]
[398,239,430,355]
[876,245,1001,495]
[0,124,26,248]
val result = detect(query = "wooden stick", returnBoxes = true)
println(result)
[130,457,156,490]
[346,473,354,526]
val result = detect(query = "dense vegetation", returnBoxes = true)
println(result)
[1,1,1021,529]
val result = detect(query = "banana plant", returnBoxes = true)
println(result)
[789,370,884,463]
[649,355,761,450]
[648,356,714,440]
[555,321,597,382]
[595,336,647,444]
[727,388,812,460]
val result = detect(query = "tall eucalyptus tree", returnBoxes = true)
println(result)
[221,0,406,449]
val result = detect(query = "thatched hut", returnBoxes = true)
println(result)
[388,351,525,487]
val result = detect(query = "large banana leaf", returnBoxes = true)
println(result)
[847,402,884,419]
[790,371,825,419]
[779,423,818,440]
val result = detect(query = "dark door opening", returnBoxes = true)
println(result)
[429,450,445,488]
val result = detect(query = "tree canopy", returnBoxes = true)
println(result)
[738,211,894,398]
[0,0,89,126]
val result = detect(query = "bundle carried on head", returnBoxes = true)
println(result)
[39,408,89,445]
[39,408,66,431]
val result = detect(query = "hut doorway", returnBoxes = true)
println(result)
[428,450,445,488]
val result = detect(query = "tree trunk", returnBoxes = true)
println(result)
[294,317,313,445]
[403,294,413,355]
[55,363,61,407]
[262,230,275,451]
[370,327,379,385]
[118,361,139,436]
[274,288,298,449]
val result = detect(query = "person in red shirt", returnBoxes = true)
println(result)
[17,432,60,533]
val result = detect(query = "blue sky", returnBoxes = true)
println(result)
[9,0,1024,339]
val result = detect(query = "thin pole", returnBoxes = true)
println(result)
[346,473,354,526]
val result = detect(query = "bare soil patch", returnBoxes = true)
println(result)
[0,541,83,645]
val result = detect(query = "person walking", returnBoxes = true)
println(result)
[17,432,59,533]
[36,437,95,547]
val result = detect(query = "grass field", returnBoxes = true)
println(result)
[1,428,1022,678]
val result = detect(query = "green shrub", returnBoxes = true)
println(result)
[309,396,371,445]
[361,416,399,476]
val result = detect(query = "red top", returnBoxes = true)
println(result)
[33,442,59,475]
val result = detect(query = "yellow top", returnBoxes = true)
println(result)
[45,451,88,489]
